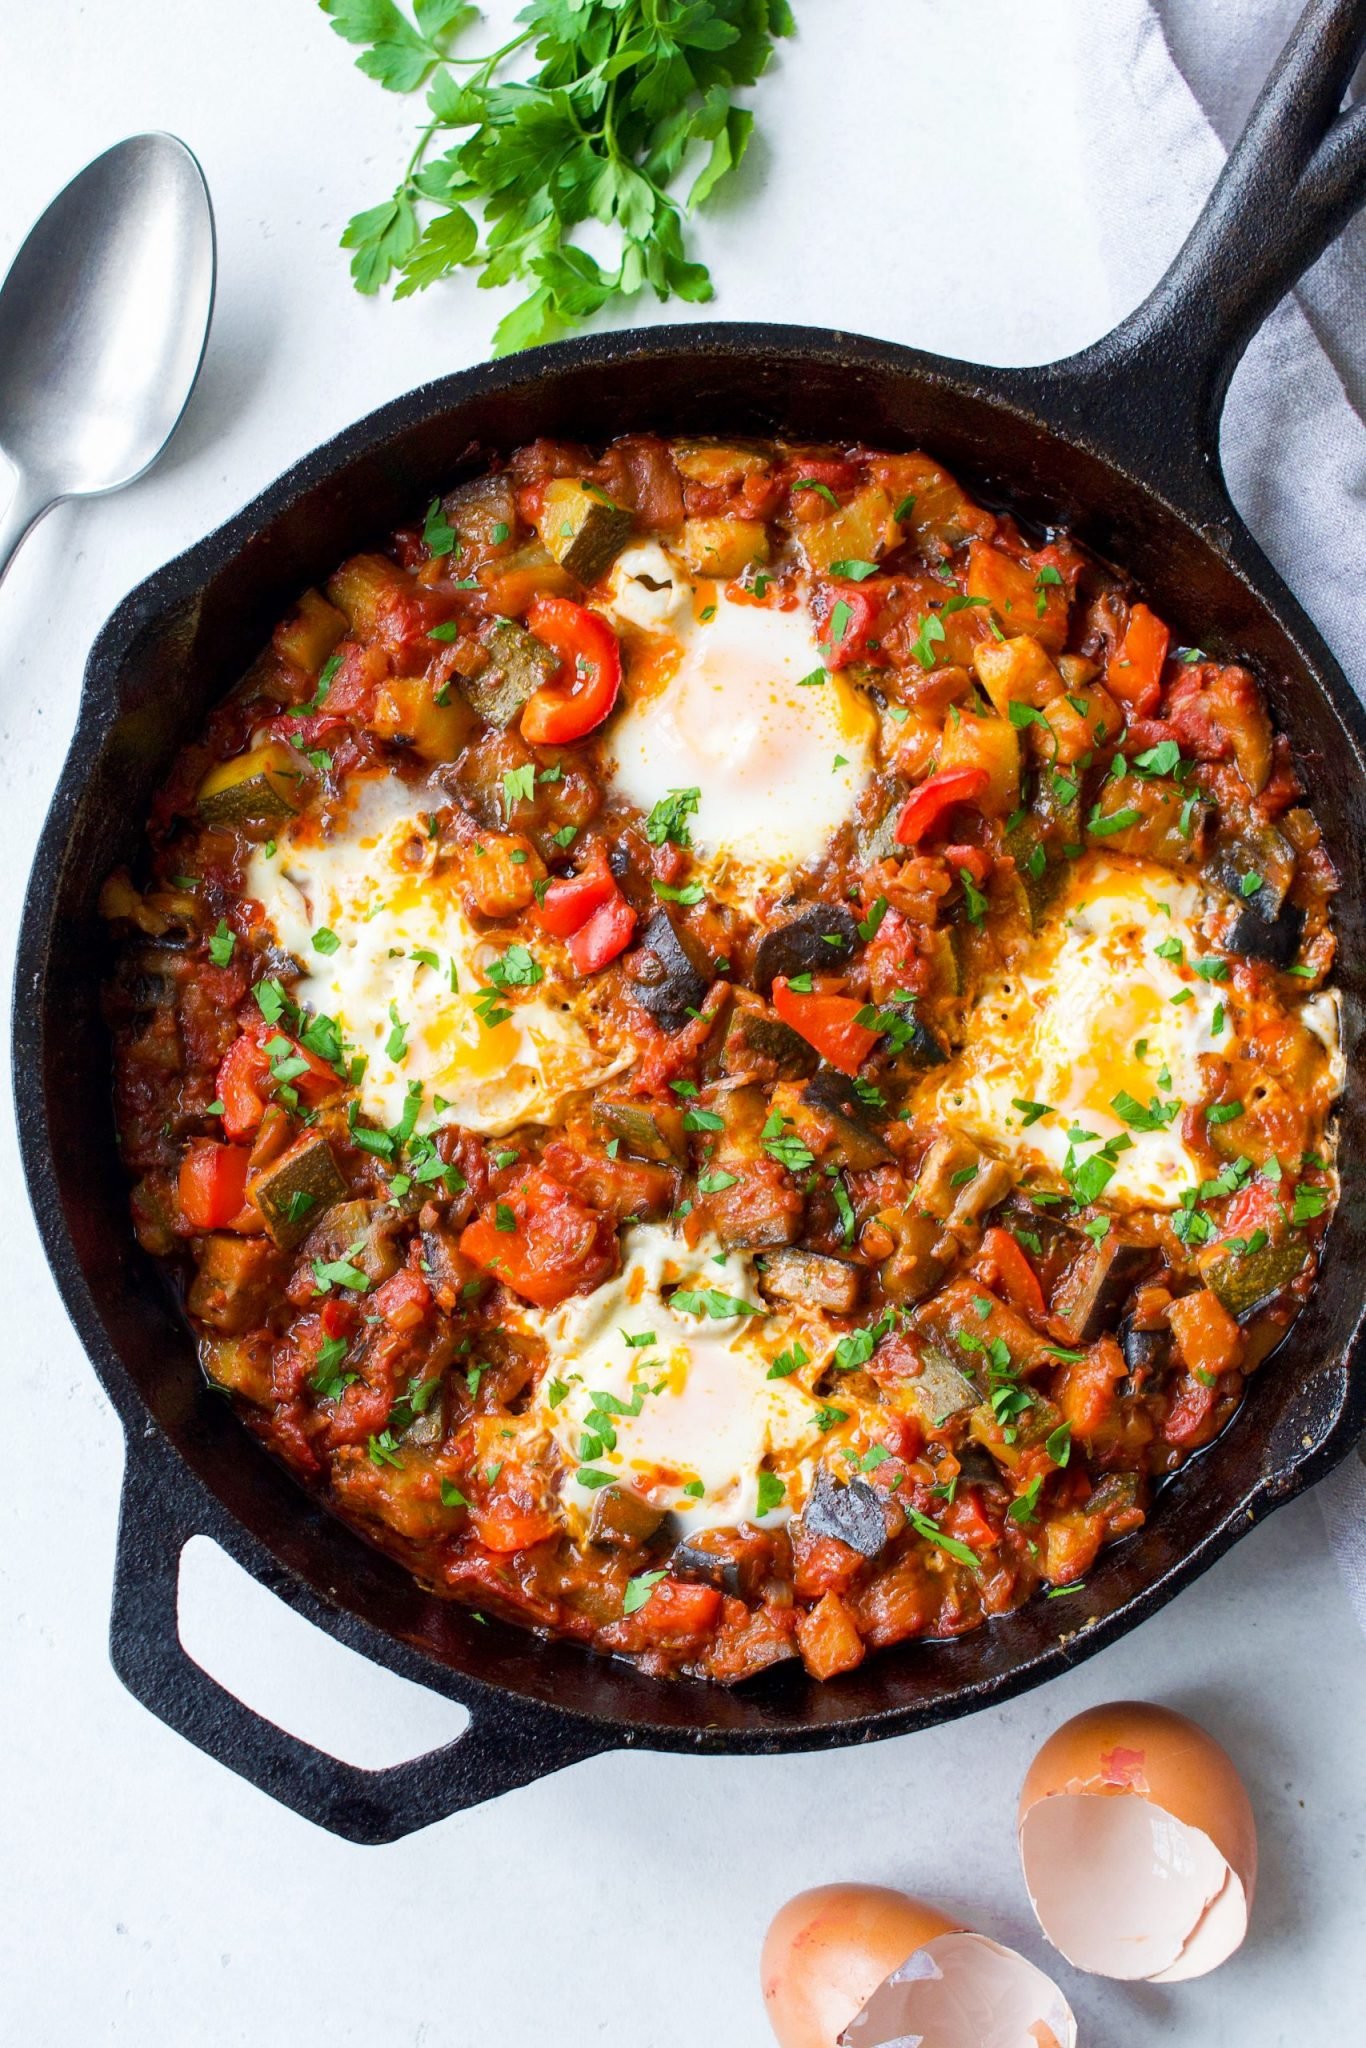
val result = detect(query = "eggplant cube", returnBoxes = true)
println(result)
[801,1461,892,1559]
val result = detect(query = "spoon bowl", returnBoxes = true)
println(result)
[0,133,215,581]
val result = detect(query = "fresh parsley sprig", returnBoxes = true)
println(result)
[320,0,795,354]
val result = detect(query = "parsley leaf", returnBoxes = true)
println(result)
[321,0,794,354]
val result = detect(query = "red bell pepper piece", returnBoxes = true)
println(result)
[178,1141,251,1231]
[567,893,637,976]
[894,767,990,846]
[977,1226,1046,1319]
[771,979,879,1078]
[534,852,618,939]
[1106,601,1169,714]
[520,597,623,744]
[459,1167,615,1308]
[216,1034,272,1139]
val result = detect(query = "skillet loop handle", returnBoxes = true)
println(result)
[110,1430,607,1843]
[1075,0,1366,450]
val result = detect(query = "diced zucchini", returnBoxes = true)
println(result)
[326,552,411,637]
[758,1247,862,1316]
[967,542,1067,653]
[371,675,475,762]
[199,1330,275,1404]
[536,479,633,584]
[1200,1237,1308,1321]
[272,588,348,676]
[799,485,900,574]
[680,518,769,579]
[938,707,1020,817]
[794,1069,891,1170]
[462,618,559,728]
[196,741,303,829]
[591,1096,687,1165]
[249,1133,348,1249]
[186,1235,283,1334]
[716,1000,818,1081]
[855,777,910,865]
[903,1346,979,1427]
[444,472,520,558]
[1086,777,1201,863]
[588,1485,666,1549]
[672,440,770,485]
[971,634,1061,717]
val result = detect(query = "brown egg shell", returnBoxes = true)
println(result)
[761,1885,961,2048]
[1018,1700,1257,1983]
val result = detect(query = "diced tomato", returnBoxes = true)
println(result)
[520,598,623,743]
[459,1166,616,1308]
[894,768,990,845]
[1162,1371,1221,1448]
[976,1226,1046,1318]
[794,1591,866,1679]
[178,1141,251,1231]
[632,1578,723,1642]
[1106,601,1169,715]
[942,842,992,885]
[815,581,883,669]
[216,1034,271,1139]
[371,1267,432,1333]
[1054,1340,1128,1442]
[771,979,879,1077]
[472,1499,561,1554]
[534,854,617,938]
[942,1490,1000,1556]
[783,457,860,501]
[567,893,637,975]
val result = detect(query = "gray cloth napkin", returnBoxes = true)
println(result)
[1079,0,1366,1624]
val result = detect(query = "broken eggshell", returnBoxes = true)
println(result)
[842,1934,1077,2048]
[761,1883,1076,2048]
[1018,1700,1257,1982]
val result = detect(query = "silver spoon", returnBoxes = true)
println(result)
[0,133,215,588]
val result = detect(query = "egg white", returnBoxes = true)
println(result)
[925,856,1229,1210]
[598,543,877,903]
[526,1223,876,1535]
[245,778,623,1138]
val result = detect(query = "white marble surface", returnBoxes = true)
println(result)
[1,4,1363,2043]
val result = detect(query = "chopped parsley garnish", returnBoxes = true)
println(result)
[208,920,235,967]
[670,1286,763,1320]
[907,1510,980,1570]
[644,786,700,848]
[423,498,456,556]
[829,558,879,581]
[755,1471,786,1518]
[623,1569,667,1614]
[767,1342,809,1381]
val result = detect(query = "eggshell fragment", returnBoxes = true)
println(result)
[761,1885,1076,2048]
[1018,1700,1257,1982]
[762,1886,961,2048]
[840,1933,1078,2048]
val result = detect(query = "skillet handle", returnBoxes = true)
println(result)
[109,1430,610,1843]
[1057,0,1366,456]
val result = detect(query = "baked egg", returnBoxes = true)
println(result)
[526,1222,878,1535]
[926,855,1231,1210]
[245,779,623,1137]
[599,542,877,901]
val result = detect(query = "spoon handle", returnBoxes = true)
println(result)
[0,472,52,589]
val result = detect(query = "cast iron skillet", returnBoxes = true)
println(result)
[15,0,1366,1844]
